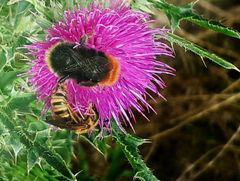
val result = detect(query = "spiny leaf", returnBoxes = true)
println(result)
[0,107,75,180]
[142,0,240,39]
[0,71,18,91]
[0,155,62,180]
[79,130,109,157]
[27,0,63,23]
[166,33,240,72]
[181,1,240,39]
[14,1,32,29]
[14,16,34,34]
[111,120,159,181]
[131,0,153,14]
[8,0,62,24]
[8,133,23,162]
[8,93,36,111]
[27,148,40,173]
[184,8,240,39]
[132,0,240,71]
[135,170,158,181]
[34,128,50,144]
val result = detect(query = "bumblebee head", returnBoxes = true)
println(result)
[47,42,75,76]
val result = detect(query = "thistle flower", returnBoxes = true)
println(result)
[27,1,174,132]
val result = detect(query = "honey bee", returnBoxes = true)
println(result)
[45,83,99,134]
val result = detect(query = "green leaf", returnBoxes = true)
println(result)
[14,1,31,29]
[111,120,159,181]
[79,131,109,157]
[135,170,158,181]
[14,16,33,34]
[0,107,75,180]
[0,153,62,180]
[8,133,23,162]
[27,148,40,173]
[8,93,36,112]
[131,0,153,14]
[33,15,52,29]
[0,50,7,70]
[0,71,18,91]
[36,143,74,179]
[166,33,240,71]
[184,7,240,39]
[141,0,240,39]
[132,0,240,71]
[34,128,50,144]
[104,144,134,181]
[7,0,21,5]
[66,0,74,10]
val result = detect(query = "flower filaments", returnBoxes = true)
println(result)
[27,1,174,132]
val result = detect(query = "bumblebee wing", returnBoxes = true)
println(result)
[63,60,81,71]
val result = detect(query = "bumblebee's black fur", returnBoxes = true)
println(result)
[48,42,110,86]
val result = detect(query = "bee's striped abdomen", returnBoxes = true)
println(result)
[51,86,70,118]
[48,83,99,133]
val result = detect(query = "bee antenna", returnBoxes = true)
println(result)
[79,35,87,46]
[73,35,87,49]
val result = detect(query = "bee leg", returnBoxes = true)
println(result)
[88,103,98,117]
[58,75,70,83]
[79,80,97,87]
[66,120,72,125]
[86,103,94,115]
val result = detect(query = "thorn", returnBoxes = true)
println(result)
[200,57,207,68]
[234,67,240,72]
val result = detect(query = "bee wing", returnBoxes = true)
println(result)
[63,62,81,72]
[45,116,90,132]
[45,116,69,129]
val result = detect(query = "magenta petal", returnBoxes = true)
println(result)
[26,0,174,132]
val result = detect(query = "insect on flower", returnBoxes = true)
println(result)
[27,0,174,133]
[46,83,99,134]
[45,35,120,86]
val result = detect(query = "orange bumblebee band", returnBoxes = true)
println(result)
[98,54,120,86]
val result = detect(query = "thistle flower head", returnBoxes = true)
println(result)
[27,1,174,132]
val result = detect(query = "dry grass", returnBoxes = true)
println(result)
[131,0,240,180]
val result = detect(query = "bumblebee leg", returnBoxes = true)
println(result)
[58,75,70,83]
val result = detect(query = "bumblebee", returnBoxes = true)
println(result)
[45,36,120,86]
[46,83,99,134]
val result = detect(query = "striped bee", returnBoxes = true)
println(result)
[46,83,99,134]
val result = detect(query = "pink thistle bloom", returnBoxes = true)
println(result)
[26,1,174,132]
